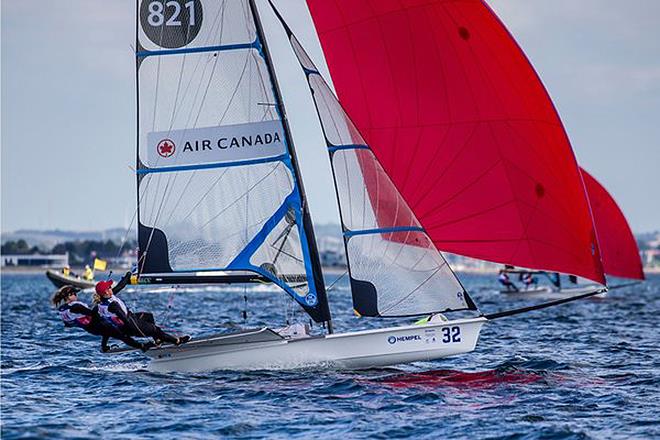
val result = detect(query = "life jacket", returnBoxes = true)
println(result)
[83,268,93,281]
[97,296,128,327]
[58,301,92,328]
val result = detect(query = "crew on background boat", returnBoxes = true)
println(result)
[96,272,190,346]
[52,285,148,352]
[498,270,518,292]
[550,272,562,289]
[82,265,94,281]
[521,272,537,290]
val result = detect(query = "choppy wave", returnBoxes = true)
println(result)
[1,273,659,439]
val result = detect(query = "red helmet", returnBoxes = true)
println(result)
[95,280,113,295]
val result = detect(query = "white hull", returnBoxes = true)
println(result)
[144,317,487,373]
[499,286,552,295]
[501,284,606,299]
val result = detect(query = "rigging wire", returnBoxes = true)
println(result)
[484,287,608,320]
[326,270,348,292]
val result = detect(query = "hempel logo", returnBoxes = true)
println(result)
[387,334,422,345]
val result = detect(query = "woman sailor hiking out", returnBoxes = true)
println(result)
[52,285,149,353]
[96,271,190,347]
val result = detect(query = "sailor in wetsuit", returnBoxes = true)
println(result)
[96,272,190,346]
[521,272,537,290]
[498,270,519,292]
[52,285,149,352]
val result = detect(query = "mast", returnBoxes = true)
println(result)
[248,0,333,333]
[134,0,141,275]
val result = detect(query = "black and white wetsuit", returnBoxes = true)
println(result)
[98,273,179,345]
[58,301,93,328]
[58,300,143,351]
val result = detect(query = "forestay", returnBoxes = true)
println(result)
[269,3,476,317]
[134,0,329,322]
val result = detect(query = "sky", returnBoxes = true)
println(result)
[2,0,659,234]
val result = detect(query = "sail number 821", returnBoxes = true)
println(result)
[141,0,203,49]
[442,326,461,343]
[147,1,196,27]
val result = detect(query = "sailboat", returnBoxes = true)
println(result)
[120,0,611,372]
[497,269,604,298]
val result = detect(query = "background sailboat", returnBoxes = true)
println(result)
[498,167,645,296]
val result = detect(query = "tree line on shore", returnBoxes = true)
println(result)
[1,239,137,265]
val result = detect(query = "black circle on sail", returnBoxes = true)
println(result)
[140,0,203,49]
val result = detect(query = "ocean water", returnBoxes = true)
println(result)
[1,272,658,439]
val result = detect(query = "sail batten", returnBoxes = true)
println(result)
[136,154,288,174]
[327,144,369,153]
[344,226,425,238]
[137,41,258,58]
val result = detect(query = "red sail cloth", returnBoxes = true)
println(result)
[307,0,606,284]
[581,168,644,280]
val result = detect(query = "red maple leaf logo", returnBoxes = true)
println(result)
[157,139,175,158]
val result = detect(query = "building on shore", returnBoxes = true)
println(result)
[1,253,68,268]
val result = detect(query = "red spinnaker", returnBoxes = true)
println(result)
[307,0,606,284]
[581,168,644,280]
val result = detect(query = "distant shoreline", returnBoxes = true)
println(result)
[4,266,658,276]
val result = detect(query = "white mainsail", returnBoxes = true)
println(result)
[135,0,330,323]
